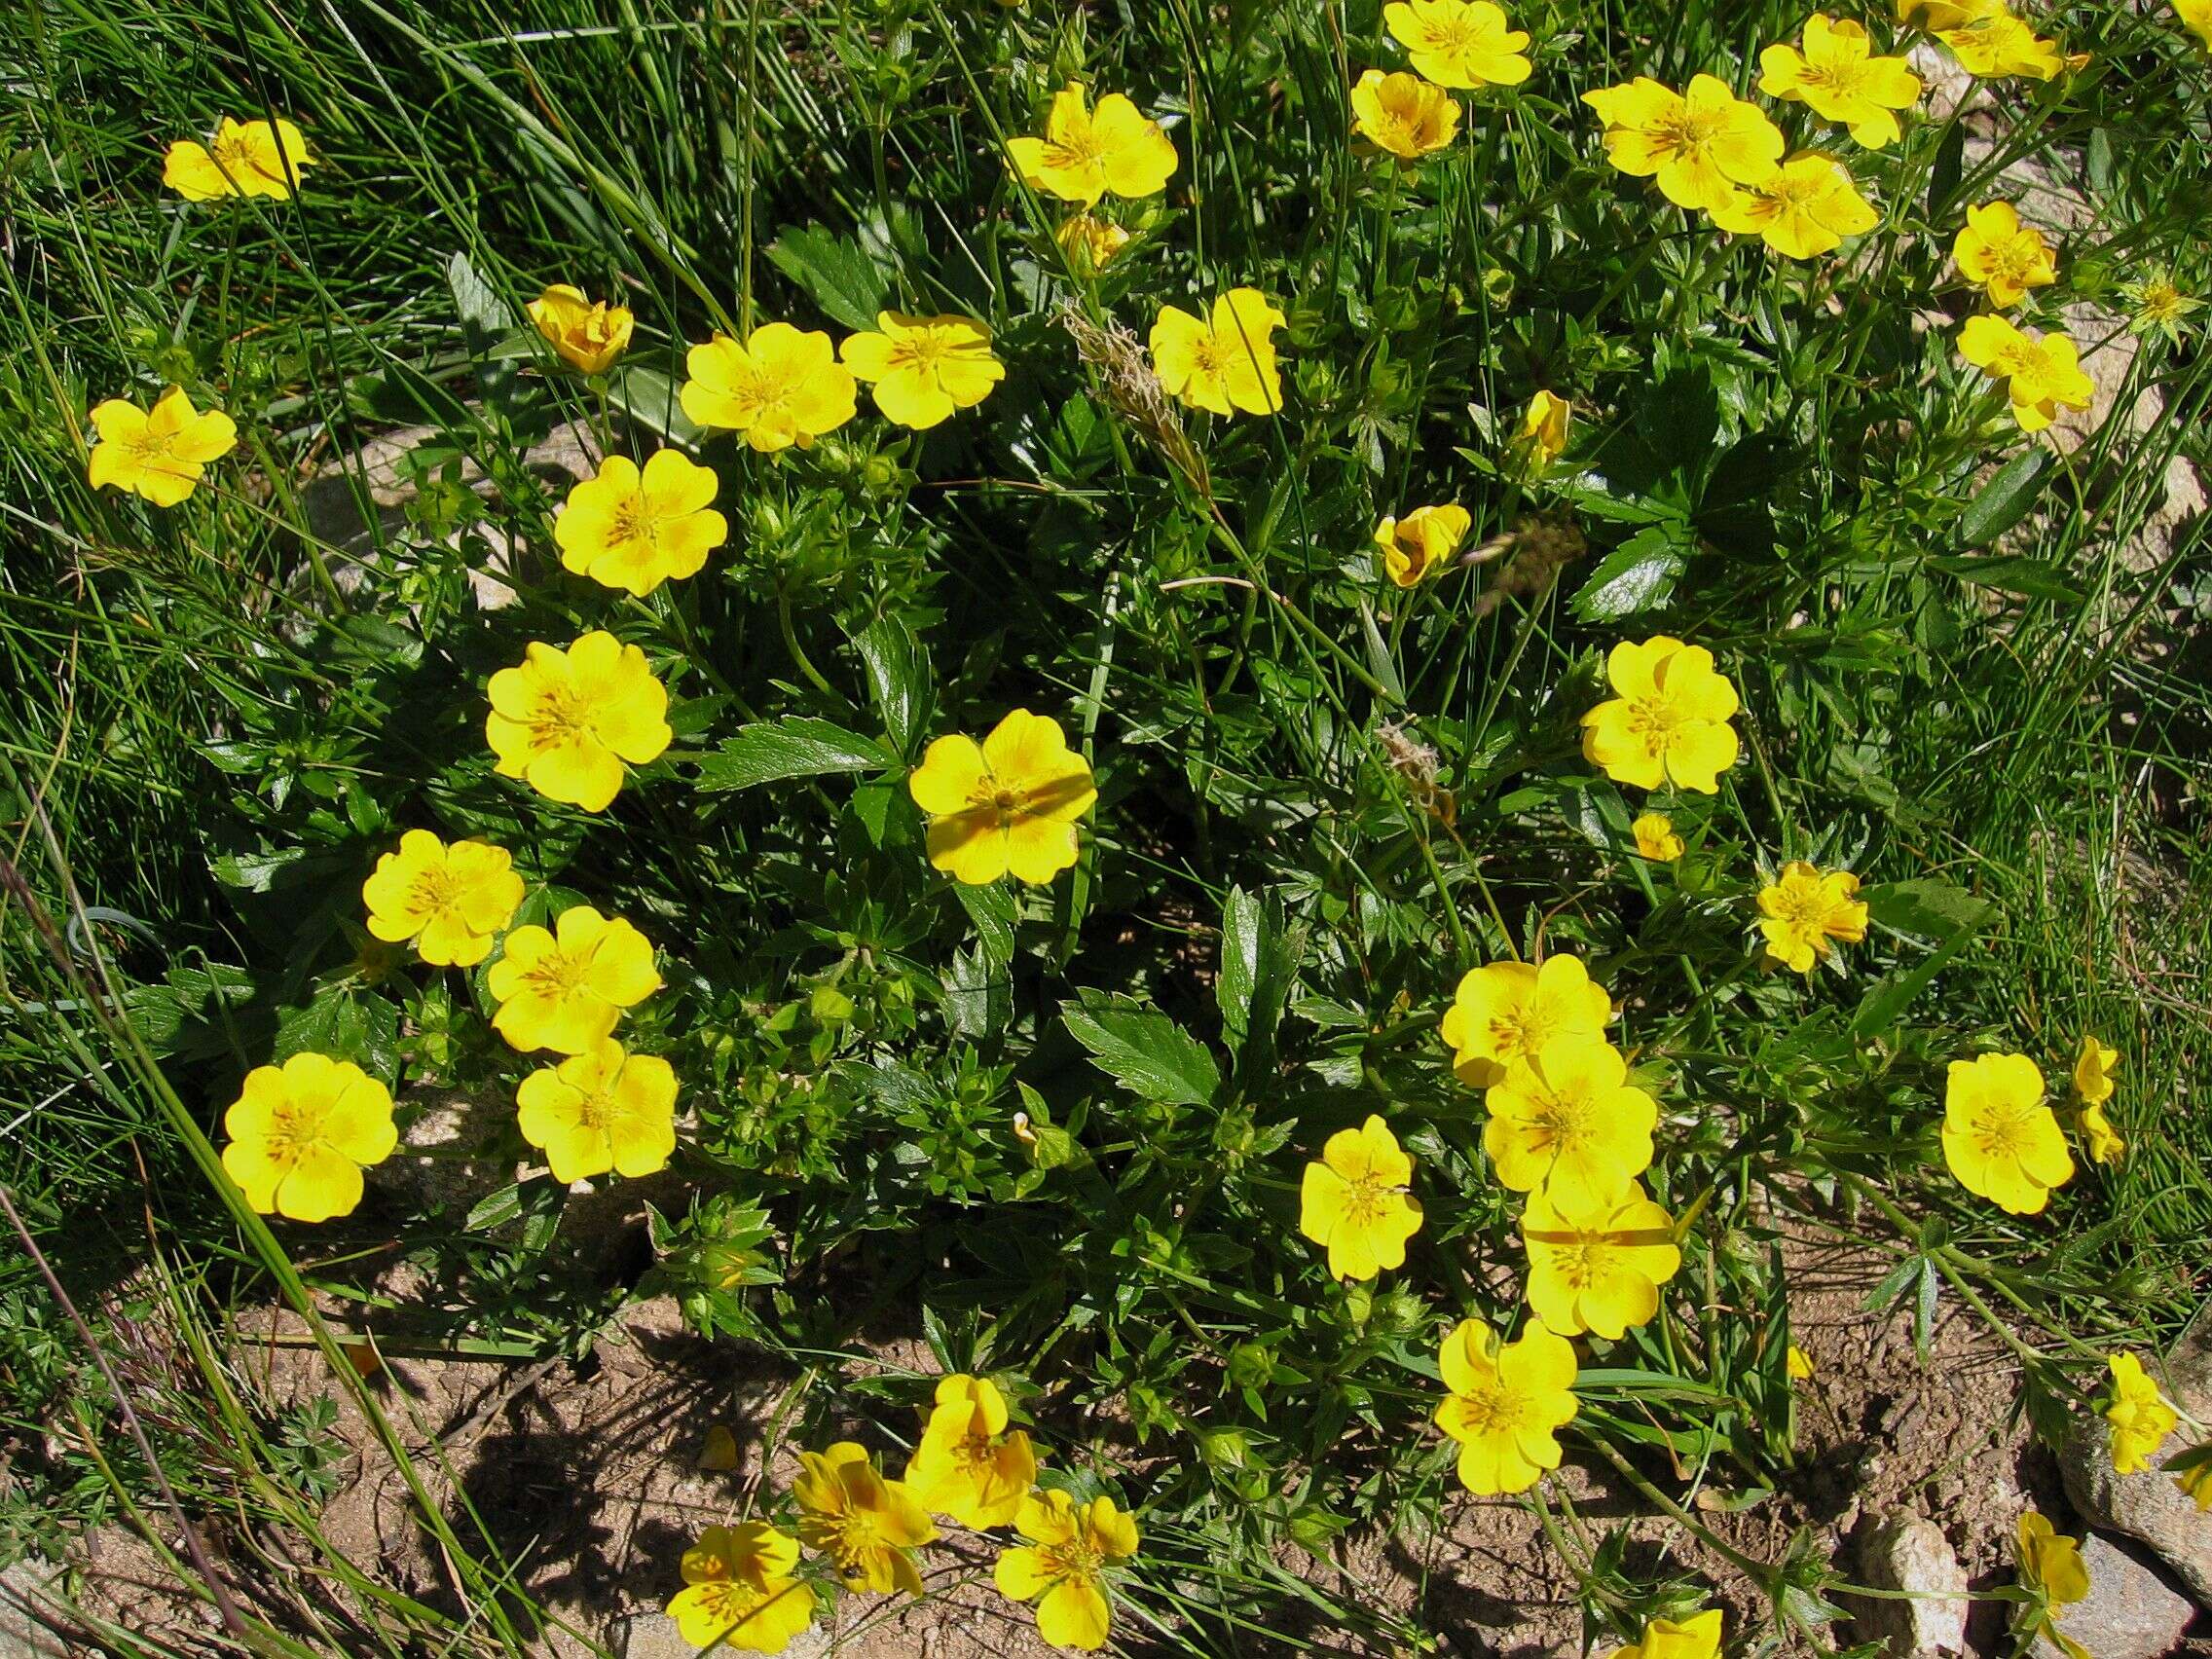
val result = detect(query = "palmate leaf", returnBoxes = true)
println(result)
[694,717,895,791]
[1062,989,1220,1107]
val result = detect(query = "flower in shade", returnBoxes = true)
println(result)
[1952,203,2056,308]
[1150,289,1287,417]
[681,324,856,452]
[1440,954,1613,1088]
[1434,1318,1578,1494]
[1755,861,1868,974]
[1711,153,1879,260]
[793,1443,937,1596]
[1521,1179,1680,1339]
[1383,0,1532,88]
[87,387,238,507]
[664,1523,817,1654]
[1485,1037,1657,1206]
[221,1053,397,1224]
[2105,1353,2179,1475]
[1758,15,1923,149]
[486,904,661,1055]
[1958,316,2093,433]
[907,710,1095,886]
[360,830,523,968]
[1905,2,2069,79]
[485,631,672,812]
[1605,1610,1724,1659]
[1055,214,1130,273]
[1580,76,1785,216]
[1787,1345,1816,1381]
[1940,1051,2073,1215]
[528,284,635,374]
[164,117,314,201]
[1351,70,1462,163]
[993,1492,1139,1651]
[903,1374,1038,1529]
[1299,1115,1424,1281]
[2175,1450,2212,1511]
[1633,814,1684,862]
[555,451,727,597]
[515,1039,678,1184]
[2176,0,2212,52]
[1580,635,1742,794]
[1374,503,1472,587]
[2072,1034,2119,1107]
[1513,389,1572,472]
[2015,1510,2089,1604]
[1007,82,1177,205]
[840,313,1006,429]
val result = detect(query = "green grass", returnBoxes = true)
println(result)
[4,0,2211,1652]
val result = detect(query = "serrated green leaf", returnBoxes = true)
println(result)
[1062,990,1220,1107]
[695,718,892,791]
[766,225,893,332]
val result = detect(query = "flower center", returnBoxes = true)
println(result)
[1656,109,1724,160]
[410,865,464,917]
[1550,1235,1610,1289]
[1805,57,1871,99]
[1051,122,1110,171]
[1453,1381,1532,1438]
[1343,1169,1394,1226]
[126,425,179,462]
[212,133,254,172]
[1988,236,2044,281]
[1487,1004,1554,1060]
[1972,1100,2037,1160]
[1042,1538,1103,1583]
[1530,1086,1593,1154]
[523,946,592,1002]
[531,683,595,750]
[895,329,954,376]
[573,1086,616,1134]
[608,491,661,549]
[1626,693,1686,755]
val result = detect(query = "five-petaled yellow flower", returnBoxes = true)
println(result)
[221,1052,397,1224]
[1521,1179,1680,1339]
[515,1038,678,1185]
[793,1442,938,1597]
[2073,1034,2119,1106]
[1351,70,1462,163]
[1580,636,1742,794]
[994,1491,1139,1652]
[528,284,635,375]
[664,1523,817,1654]
[1581,76,1785,216]
[1299,1114,1425,1281]
[1055,213,1131,274]
[1952,203,2056,308]
[1514,389,1572,472]
[1712,153,1879,260]
[1486,1037,1657,1206]
[361,830,523,968]
[1759,16,1923,149]
[485,631,673,813]
[2105,1353,2179,1475]
[1150,288,1288,417]
[1605,1609,1724,1659]
[1755,861,1868,974]
[164,116,314,201]
[1958,315,2093,433]
[1941,1051,2073,1215]
[1434,1317,1578,1494]
[1902,1,2068,80]
[903,1374,1039,1529]
[1633,813,1684,862]
[1441,954,1613,1088]
[840,312,1007,430]
[681,324,856,452]
[87,387,238,507]
[2177,0,2212,52]
[1375,503,1472,587]
[555,451,727,598]
[1007,82,1178,206]
[907,709,1096,886]
[486,904,661,1055]
[1383,0,1532,89]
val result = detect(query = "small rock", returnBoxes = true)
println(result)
[2161,1312,2212,1422]
[2063,1418,2212,1607]
[1855,1510,1970,1658]
[2032,1532,2194,1659]
[0,1556,74,1657]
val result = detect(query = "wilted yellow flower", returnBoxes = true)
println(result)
[2106,1353,2179,1475]
[1632,813,1684,862]
[1952,203,2056,308]
[1712,153,1879,260]
[1150,288,1287,417]
[1008,82,1177,206]
[555,451,727,597]
[664,1523,817,1654]
[164,117,314,201]
[1513,389,1572,471]
[2079,1102,2124,1165]
[2123,272,2200,341]
[907,709,1095,885]
[1055,213,1130,273]
[1441,954,1613,1088]
[361,830,523,968]
[2015,1510,2089,1604]
[840,312,1006,430]
[1521,1179,1679,1339]
[1434,1318,1577,1494]
[515,1038,678,1184]
[1299,1115,1425,1281]
[1383,0,1532,89]
[1755,861,1868,974]
[1486,1036,1657,1207]
[1374,503,1472,587]
[221,1053,397,1224]
[681,324,856,452]
[1941,1052,2073,1215]
[485,632,673,812]
[1958,315,2094,433]
[1581,635,1742,794]
[994,1491,1138,1652]
[1759,15,1923,148]
[1787,1345,1816,1381]
[1351,70,1462,162]
[1605,1610,1723,1659]
[793,1443,937,1596]
[1581,75,1785,216]
[2176,0,2212,51]
[486,904,661,1055]
[903,1374,1038,1529]
[86,387,238,507]
[528,284,634,374]
[2073,1034,2119,1106]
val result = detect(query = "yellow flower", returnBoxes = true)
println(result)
[1521,1179,1680,1340]
[527,284,635,375]
[1952,203,2057,308]
[1350,70,1462,163]
[1055,213,1130,273]
[1374,503,1472,587]
[1299,1115,1425,1281]
[1382,0,1532,89]
[2072,1034,2119,1107]
[1440,954,1613,1088]
[1485,1036,1657,1207]
[1580,75,1785,216]
[555,451,726,598]
[1754,861,1868,974]
[907,709,1096,886]
[1711,153,1880,260]
[486,904,661,1055]
[1605,1609,1724,1659]
[2123,272,2200,340]
[680,324,856,453]
[2177,0,2212,51]
[1632,814,1684,862]
[1958,315,2094,433]
[1580,635,1742,794]
[163,117,314,201]
[903,1374,1039,1529]
[86,387,238,507]
[220,1053,397,1224]
[1758,15,1923,149]
[664,1523,818,1654]
[1513,389,1572,472]
[514,1038,678,1184]
[1150,288,1287,417]
[994,1491,1138,1651]
[2106,1353,2179,1476]
[839,312,1007,430]
[485,631,673,812]
[1787,1345,1816,1381]
[1007,82,1177,206]
[2015,1510,2090,1604]
[360,830,523,968]
[2175,1450,2212,1511]
[1941,1052,2074,1215]
[1434,1318,1577,1494]
[1931,8,2069,79]
[793,1443,938,1596]
[2079,1101,2124,1165]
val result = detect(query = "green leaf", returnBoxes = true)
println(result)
[766,225,893,332]
[273,984,401,1080]
[943,942,1011,1039]
[1954,449,2048,550]
[1925,553,2082,606]
[605,364,701,445]
[1217,886,1301,1076]
[445,249,516,341]
[695,718,892,791]
[1850,922,1976,1040]
[1062,990,1220,1107]
[848,613,933,758]
[1862,878,1996,939]
[1570,528,1687,622]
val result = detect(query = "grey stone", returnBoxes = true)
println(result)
[1854,1510,1969,1658]
[2064,1404,2212,1609]
[2032,1531,2194,1659]
[0,1556,74,1657]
